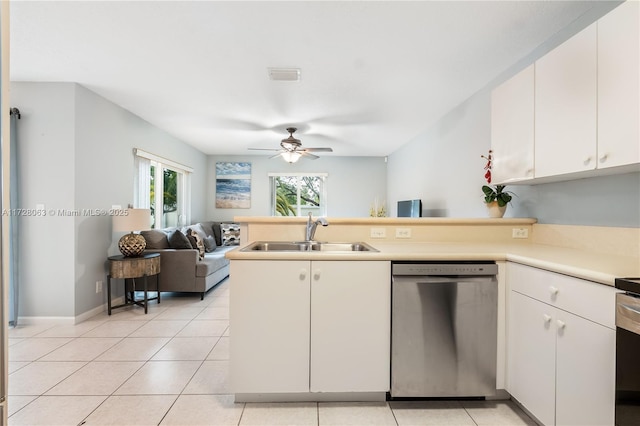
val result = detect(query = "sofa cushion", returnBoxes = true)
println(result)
[141,229,170,249]
[195,246,233,277]
[221,222,240,246]
[168,229,193,249]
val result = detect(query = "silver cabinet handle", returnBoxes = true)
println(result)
[299,269,307,281]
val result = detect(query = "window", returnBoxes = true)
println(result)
[134,149,192,228]
[270,173,327,216]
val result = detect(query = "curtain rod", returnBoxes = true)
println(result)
[9,107,20,119]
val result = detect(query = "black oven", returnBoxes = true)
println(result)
[615,278,640,426]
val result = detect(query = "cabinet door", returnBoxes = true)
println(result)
[535,23,597,178]
[555,310,615,426]
[491,64,535,183]
[310,261,390,392]
[230,260,311,393]
[508,292,556,426]
[597,1,640,168]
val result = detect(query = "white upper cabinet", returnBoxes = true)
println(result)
[491,65,535,183]
[492,2,639,183]
[597,0,640,168]
[534,23,598,178]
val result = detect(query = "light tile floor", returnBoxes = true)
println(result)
[7,279,537,426]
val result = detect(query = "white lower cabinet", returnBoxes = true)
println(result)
[310,260,390,392]
[230,260,310,393]
[507,263,616,426]
[554,309,615,426]
[509,292,556,425]
[230,260,390,395]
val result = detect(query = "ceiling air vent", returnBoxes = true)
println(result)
[268,68,301,82]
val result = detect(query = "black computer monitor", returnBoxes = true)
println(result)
[397,199,422,217]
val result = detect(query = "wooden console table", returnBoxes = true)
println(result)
[107,253,161,315]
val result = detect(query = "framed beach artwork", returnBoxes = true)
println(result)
[215,162,251,208]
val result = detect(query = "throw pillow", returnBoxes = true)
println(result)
[188,223,208,241]
[203,235,217,253]
[186,229,205,260]
[168,229,193,250]
[211,222,223,246]
[141,229,170,249]
[220,222,241,246]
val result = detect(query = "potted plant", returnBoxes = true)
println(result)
[481,150,515,218]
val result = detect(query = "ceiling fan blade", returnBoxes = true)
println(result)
[300,151,320,160]
[269,152,284,159]
[248,148,282,151]
[303,147,333,152]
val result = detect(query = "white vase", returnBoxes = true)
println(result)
[486,201,507,218]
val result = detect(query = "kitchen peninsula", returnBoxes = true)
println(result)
[227,217,639,284]
[226,217,639,425]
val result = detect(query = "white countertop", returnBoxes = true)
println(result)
[226,241,640,287]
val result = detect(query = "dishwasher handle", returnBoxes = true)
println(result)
[392,275,497,285]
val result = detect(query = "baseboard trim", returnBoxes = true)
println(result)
[16,316,75,326]
[17,296,126,326]
[234,392,387,403]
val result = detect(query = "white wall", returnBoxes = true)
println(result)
[388,91,492,218]
[12,83,76,318]
[12,82,209,319]
[207,155,387,220]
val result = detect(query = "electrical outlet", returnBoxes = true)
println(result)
[396,228,412,239]
[96,281,103,293]
[370,228,386,238]
[512,228,529,239]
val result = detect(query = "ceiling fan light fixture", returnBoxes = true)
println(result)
[281,151,302,163]
[268,67,301,82]
[280,139,300,150]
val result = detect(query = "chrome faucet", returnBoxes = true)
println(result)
[306,212,329,241]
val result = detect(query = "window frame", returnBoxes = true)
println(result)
[134,148,192,228]
[269,172,328,217]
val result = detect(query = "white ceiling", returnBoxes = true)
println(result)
[10,1,609,157]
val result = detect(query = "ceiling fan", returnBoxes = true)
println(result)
[249,127,333,163]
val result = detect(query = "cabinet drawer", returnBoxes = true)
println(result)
[508,262,617,329]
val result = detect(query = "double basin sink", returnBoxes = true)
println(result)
[241,241,378,253]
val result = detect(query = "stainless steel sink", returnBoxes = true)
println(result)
[241,241,378,252]
[310,242,376,252]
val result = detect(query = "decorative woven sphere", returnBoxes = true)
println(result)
[118,233,146,257]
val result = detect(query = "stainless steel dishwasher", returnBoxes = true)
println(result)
[391,262,498,398]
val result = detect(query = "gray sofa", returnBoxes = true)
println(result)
[141,221,238,299]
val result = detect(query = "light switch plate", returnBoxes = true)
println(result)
[370,228,386,238]
[396,228,412,239]
[512,228,529,239]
